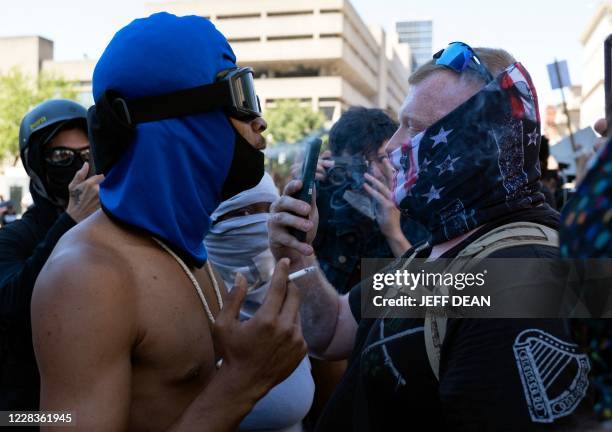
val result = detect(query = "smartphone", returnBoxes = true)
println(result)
[605,34,612,137]
[290,137,322,242]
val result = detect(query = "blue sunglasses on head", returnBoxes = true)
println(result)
[433,42,494,83]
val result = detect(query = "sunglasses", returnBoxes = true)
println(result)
[44,147,90,167]
[433,42,494,83]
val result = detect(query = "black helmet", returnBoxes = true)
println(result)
[19,99,88,206]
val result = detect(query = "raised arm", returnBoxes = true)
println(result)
[268,180,358,359]
[363,159,411,257]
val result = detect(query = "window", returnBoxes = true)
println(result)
[227,37,260,43]
[267,10,313,17]
[217,13,260,19]
[274,66,320,78]
[253,69,270,78]
[267,34,313,41]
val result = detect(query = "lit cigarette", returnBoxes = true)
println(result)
[288,266,317,282]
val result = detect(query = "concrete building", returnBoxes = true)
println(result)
[1,1,412,123]
[0,36,54,78]
[0,35,95,106]
[0,36,95,205]
[580,0,612,129]
[146,0,412,122]
[42,58,95,106]
[1,1,413,206]
[396,20,432,70]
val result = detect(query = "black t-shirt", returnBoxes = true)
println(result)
[316,207,591,431]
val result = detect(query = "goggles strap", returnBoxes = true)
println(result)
[123,80,233,124]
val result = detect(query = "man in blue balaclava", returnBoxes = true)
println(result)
[31,13,306,431]
[269,44,592,430]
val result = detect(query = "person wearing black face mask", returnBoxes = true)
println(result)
[0,99,103,415]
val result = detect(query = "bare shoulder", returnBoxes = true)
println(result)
[32,210,141,349]
[32,211,140,424]
[36,211,135,303]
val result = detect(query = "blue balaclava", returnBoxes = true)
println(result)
[92,13,244,267]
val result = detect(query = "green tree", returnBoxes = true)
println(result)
[0,68,77,163]
[264,99,326,145]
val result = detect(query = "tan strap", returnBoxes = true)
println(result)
[424,311,447,380]
[424,222,559,380]
[458,222,558,260]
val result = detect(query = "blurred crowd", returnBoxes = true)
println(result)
[0,11,610,432]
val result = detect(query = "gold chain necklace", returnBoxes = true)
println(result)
[152,237,224,368]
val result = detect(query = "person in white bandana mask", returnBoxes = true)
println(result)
[205,173,315,432]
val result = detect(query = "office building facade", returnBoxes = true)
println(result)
[580,0,612,129]
[146,0,412,121]
[396,20,432,70]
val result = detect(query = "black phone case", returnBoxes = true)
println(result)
[290,138,322,242]
[605,35,612,137]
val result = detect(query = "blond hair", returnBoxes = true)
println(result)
[408,47,516,86]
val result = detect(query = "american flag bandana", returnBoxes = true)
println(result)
[389,131,424,202]
[391,62,545,244]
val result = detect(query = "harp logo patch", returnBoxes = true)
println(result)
[513,329,590,423]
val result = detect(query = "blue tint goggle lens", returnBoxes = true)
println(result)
[433,42,493,83]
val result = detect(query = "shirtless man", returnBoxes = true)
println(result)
[31,13,306,431]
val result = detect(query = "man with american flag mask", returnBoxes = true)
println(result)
[269,42,593,430]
